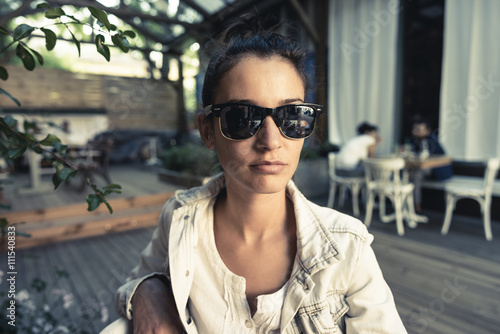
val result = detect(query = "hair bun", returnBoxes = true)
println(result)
[218,12,280,44]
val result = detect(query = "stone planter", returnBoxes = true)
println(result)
[293,158,329,199]
[158,168,204,188]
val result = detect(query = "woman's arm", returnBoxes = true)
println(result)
[131,277,184,333]
[115,198,184,332]
[344,235,407,332]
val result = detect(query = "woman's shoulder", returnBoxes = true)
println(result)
[306,199,371,242]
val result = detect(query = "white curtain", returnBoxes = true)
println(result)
[327,0,400,154]
[440,0,500,160]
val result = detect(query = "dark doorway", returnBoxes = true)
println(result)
[399,0,445,142]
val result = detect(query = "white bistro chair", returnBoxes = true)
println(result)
[363,157,418,236]
[327,152,365,217]
[441,158,500,241]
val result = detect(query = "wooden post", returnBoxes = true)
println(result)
[314,0,329,145]
[174,53,187,136]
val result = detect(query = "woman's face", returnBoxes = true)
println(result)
[204,55,306,196]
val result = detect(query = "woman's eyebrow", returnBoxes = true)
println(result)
[224,98,305,105]
[282,98,304,104]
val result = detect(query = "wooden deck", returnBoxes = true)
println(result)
[1,165,499,333]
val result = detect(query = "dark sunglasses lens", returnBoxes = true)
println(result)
[280,105,317,138]
[220,105,262,139]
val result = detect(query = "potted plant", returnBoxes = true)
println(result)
[159,143,221,187]
[293,141,339,199]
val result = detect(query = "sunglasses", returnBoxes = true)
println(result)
[203,102,323,140]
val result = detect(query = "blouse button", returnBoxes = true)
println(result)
[245,320,253,328]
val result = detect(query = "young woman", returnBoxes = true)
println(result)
[335,122,381,177]
[106,14,406,334]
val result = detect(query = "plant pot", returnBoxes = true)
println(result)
[158,168,204,188]
[293,158,329,199]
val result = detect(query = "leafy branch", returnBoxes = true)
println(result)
[0,2,137,106]
[0,2,134,214]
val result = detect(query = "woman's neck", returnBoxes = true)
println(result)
[214,187,294,245]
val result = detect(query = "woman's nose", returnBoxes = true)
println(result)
[256,116,283,150]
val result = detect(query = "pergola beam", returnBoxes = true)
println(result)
[287,0,320,44]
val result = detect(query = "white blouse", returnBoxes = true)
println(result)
[189,198,293,333]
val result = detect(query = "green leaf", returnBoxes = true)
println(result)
[24,44,44,65]
[3,115,17,127]
[45,8,65,19]
[39,133,61,146]
[86,194,101,211]
[57,167,77,181]
[0,26,9,35]
[0,88,20,106]
[16,43,36,71]
[15,231,31,238]
[41,28,57,51]
[0,66,8,80]
[103,184,122,190]
[67,28,81,57]
[12,24,35,41]
[32,145,43,154]
[55,266,69,278]
[104,200,113,214]
[66,15,81,24]
[8,145,27,159]
[123,30,136,38]
[53,141,68,154]
[95,34,110,61]
[88,6,112,31]
[111,34,129,52]
[52,173,62,189]
[31,278,47,292]
[53,160,64,171]
[36,3,52,9]
[23,119,37,132]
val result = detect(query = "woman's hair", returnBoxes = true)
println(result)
[201,13,309,107]
[357,122,378,135]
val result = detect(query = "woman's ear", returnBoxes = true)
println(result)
[197,113,215,149]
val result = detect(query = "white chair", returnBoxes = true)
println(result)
[363,157,418,236]
[327,152,365,217]
[441,158,500,241]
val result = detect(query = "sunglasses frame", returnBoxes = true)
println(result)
[203,102,323,140]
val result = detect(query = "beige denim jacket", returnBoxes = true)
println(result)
[115,174,407,333]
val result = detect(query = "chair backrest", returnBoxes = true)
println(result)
[483,158,500,195]
[363,157,406,192]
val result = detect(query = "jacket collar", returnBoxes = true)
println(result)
[175,173,344,273]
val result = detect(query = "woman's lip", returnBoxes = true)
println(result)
[250,160,286,166]
[250,161,286,173]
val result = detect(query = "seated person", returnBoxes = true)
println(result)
[335,122,381,177]
[410,119,453,212]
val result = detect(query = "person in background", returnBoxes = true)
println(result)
[410,118,453,212]
[335,122,381,177]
